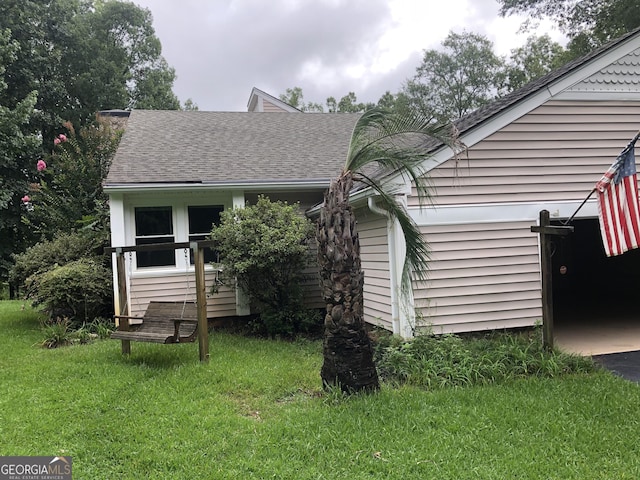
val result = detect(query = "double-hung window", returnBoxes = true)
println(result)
[188,205,223,264]
[134,206,175,267]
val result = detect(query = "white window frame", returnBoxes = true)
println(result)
[125,192,231,274]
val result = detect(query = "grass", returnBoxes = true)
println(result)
[2,300,640,478]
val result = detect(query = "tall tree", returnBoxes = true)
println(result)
[403,31,506,122]
[498,0,640,57]
[82,1,180,111]
[0,28,40,289]
[0,0,179,286]
[504,34,567,91]
[317,108,459,393]
[0,0,179,141]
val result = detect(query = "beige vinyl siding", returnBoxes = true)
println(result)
[410,100,640,206]
[357,210,393,330]
[129,271,237,318]
[414,221,541,333]
[262,99,288,112]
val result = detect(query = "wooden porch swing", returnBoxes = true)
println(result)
[105,240,215,362]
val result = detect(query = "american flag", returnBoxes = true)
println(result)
[595,135,640,257]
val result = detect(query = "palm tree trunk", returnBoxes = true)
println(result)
[317,171,380,393]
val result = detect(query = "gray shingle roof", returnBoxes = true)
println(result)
[105,111,359,186]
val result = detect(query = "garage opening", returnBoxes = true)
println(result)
[551,217,640,354]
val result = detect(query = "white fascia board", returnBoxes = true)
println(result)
[410,199,599,226]
[104,180,330,194]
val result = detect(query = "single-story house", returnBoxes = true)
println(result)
[105,27,640,338]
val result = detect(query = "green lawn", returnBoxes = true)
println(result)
[2,300,640,479]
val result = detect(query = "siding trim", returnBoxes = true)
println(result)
[410,200,599,226]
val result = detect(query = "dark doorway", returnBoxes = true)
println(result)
[551,217,640,353]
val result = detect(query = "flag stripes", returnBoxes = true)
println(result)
[596,138,640,257]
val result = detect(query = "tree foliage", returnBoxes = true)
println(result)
[210,196,316,335]
[403,31,506,122]
[0,28,41,285]
[280,87,376,113]
[279,87,324,112]
[504,34,567,91]
[1,0,176,287]
[0,0,179,140]
[498,0,640,57]
[326,92,375,113]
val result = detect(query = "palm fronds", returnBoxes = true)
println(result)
[345,107,462,288]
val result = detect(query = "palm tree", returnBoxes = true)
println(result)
[317,107,460,393]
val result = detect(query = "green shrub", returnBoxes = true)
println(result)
[10,230,107,290]
[210,196,316,336]
[30,258,113,325]
[374,329,596,389]
[10,230,112,326]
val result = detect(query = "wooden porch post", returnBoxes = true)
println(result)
[115,248,130,355]
[192,242,209,363]
[531,210,573,351]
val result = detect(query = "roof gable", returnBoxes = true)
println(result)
[247,87,301,112]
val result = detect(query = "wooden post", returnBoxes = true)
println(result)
[531,210,573,351]
[192,242,209,363]
[115,248,130,355]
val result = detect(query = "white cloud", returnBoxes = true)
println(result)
[133,0,566,111]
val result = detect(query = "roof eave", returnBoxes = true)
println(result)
[104,179,333,194]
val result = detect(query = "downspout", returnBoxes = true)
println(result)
[367,197,402,336]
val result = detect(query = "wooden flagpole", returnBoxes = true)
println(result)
[531,210,573,351]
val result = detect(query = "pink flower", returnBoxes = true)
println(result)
[37,159,47,171]
[58,134,67,142]
[21,195,31,203]
[54,138,61,145]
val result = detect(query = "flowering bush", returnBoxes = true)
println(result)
[53,133,67,146]
[21,121,121,239]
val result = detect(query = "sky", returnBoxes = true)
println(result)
[132,0,564,112]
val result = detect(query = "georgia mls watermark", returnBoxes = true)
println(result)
[0,456,72,480]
